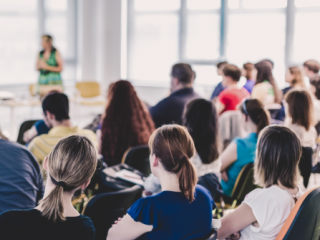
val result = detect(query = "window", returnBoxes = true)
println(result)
[0,0,77,86]
[127,0,221,86]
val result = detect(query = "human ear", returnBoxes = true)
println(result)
[43,156,48,170]
[151,154,159,167]
[80,180,91,190]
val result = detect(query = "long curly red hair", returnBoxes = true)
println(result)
[100,80,155,166]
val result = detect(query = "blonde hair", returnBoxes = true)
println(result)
[254,125,301,188]
[42,35,53,43]
[288,66,306,88]
[148,124,197,202]
[40,135,97,222]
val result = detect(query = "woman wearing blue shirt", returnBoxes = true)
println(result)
[220,99,270,196]
[107,124,215,240]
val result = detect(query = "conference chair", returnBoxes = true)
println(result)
[122,145,151,176]
[75,82,106,106]
[82,185,143,240]
[275,187,320,240]
[299,147,313,188]
[197,229,217,240]
[17,119,40,145]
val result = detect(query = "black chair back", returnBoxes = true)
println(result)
[83,185,143,240]
[124,145,151,176]
[196,229,217,240]
[198,173,223,201]
[282,187,320,240]
[16,120,39,145]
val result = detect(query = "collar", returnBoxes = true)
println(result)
[170,87,194,97]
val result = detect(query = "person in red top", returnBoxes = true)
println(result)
[216,64,250,115]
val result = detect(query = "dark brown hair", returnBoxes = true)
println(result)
[40,135,97,222]
[254,60,282,104]
[101,80,155,166]
[149,124,197,202]
[171,63,194,84]
[216,61,228,69]
[255,125,301,188]
[285,89,314,131]
[303,60,320,74]
[288,66,306,88]
[243,62,254,80]
[223,64,241,82]
[240,99,270,135]
[310,75,320,100]
[183,98,219,164]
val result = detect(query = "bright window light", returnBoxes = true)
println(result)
[243,0,287,9]
[187,0,220,10]
[295,0,320,8]
[134,0,180,11]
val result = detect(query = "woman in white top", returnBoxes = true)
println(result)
[144,98,221,196]
[217,125,303,240]
[284,89,317,188]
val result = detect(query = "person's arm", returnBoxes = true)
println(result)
[96,129,102,153]
[36,54,41,71]
[39,51,64,73]
[216,100,226,115]
[107,214,153,240]
[217,203,257,239]
[220,141,237,172]
[23,126,38,143]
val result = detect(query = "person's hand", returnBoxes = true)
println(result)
[221,171,229,182]
[39,60,49,70]
[226,232,241,240]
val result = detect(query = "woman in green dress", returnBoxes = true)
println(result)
[36,35,63,86]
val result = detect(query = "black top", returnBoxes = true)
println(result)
[0,139,43,214]
[149,88,200,128]
[282,86,293,96]
[0,209,95,240]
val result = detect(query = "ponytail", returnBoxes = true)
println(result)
[178,156,198,202]
[256,109,269,135]
[40,185,65,222]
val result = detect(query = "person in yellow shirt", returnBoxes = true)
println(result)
[28,92,97,171]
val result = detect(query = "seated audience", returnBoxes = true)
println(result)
[23,120,51,143]
[144,98,221,197]
[216,64,250,115]
[107,124,215,240]
[0,135,97,240]
[217,125,303,240]
[251,60,282,107]
[0,134,43,213]
[150,63,199,128]
[220,99,269,196]
[210,61,228,100]
[242,62,256,94]
[282,66,306,95]
[28,92,97,168]
[303,59,320,81]
[99,80,155,166]
[285,89,317,187]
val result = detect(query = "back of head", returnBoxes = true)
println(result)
[255,60,282,103]
[261,59,274,69]
[288,66,306,87]
[310,75,320,100]
[285,89,314,131]
[222,64,241,82]
[183,98,219,164]
[171,63,194,85]
[40,135,98,222]
[216,61,228,70]
[303,60,320,74]
[255,125,301,188]
[42,92,70,121]
[243,62,254,80]
[101,80,155,166]
[149,124,197,202]
[240,99,270,135]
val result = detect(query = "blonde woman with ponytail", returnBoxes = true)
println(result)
[0,135,97,240]
[107,124,215,240]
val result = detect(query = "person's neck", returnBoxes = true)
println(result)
[52,119,72,128]
[158,170,181,192]
[246,120,257,134]
[172,84,193,93]
[275,182,298,195]
[36,180,79,217]
[226,82,239,89]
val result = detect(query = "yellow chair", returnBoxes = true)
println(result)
[75,82,106,106]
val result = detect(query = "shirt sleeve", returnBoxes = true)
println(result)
[127,198,155,225]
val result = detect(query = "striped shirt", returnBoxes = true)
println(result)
[28,126,98,167]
